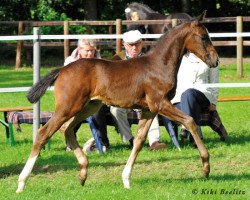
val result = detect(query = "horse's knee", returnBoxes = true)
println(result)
[184,116,196,131]
[33,127,50,148]
[201,151,210,163]
[133,133,147,150]
[134,135,146,144]
[59,117,74,133]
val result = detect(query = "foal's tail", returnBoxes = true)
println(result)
[27,68,61,103]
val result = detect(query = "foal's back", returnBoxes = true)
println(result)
[56,57,154,108]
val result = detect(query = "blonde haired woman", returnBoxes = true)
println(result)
[64,39,108,152]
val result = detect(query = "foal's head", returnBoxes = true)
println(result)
[185,11,219,68]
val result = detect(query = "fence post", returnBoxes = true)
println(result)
[64,21,70,59]
[33,27,41,143]
[15,21,23,69]
[236,16,243,77]
[116,19,122,54]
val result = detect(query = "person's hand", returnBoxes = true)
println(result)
[209,103,216,112]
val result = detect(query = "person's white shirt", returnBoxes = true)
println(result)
[171,53,219,105]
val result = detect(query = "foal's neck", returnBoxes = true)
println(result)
[152,28,187,70]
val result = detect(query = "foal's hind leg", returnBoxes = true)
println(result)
[122,112,155,189]
[159,100,210,178]
[63,101,103,186]
[16,112,70,193]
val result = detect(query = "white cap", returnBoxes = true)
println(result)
[123,30,142,44]
[125,7,131,13]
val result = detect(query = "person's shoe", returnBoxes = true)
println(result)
[180,128,189,144]
[220,136,227,142]
[191,141,198,149]
[65,146,72,152]
[180,128,189,139]
[220,129,228,141]
[82,138,95,153]
[149,141,167,151]
[90,144,108,153]
[102,145,108,153]
[129,137,134,147]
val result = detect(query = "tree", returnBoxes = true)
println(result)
[84,0,97,20]
[181,0,191,14]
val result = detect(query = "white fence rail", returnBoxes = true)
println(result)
[1,32,250,41]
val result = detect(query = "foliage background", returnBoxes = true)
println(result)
[0,0,250,65]
[1,0,250,35]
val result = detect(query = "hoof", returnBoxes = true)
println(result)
[16,189,23,194]
[79,177,86,186]
[123,178,130,189]
[122,167,131,189]
[202,163,210,178]
[16,181,25,193]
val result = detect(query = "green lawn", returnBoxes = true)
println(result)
[0,64,249,200]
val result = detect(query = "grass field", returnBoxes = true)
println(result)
[0,63,249,200]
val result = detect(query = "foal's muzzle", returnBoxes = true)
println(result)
[206,53,220,68]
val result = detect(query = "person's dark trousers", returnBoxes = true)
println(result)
[92,105,110,148]
[175,88,210,141]
[176,88,210,124]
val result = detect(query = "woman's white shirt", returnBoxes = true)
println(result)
[171,53,219,105]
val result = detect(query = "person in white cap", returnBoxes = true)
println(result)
[162,52,228,146]
[110,30,167,150]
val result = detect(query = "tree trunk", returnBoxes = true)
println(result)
[84,0,97,20]
[15,21,23,69]
[181,0,191,13]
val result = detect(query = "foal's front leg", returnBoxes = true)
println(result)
[122,112,155,189]
[159,100,210,178]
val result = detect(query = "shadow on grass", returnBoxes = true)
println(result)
[1,129,249,180]
[0,149,197,179]
[204,129,250,148]
[173,128,250,149]
[2,158,249,184]
[136,172,250,184]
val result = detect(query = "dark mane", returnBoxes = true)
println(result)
[128,2,158,14]
[148,22,188,55]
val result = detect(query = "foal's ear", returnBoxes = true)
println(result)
[196,10,207,22]
[191,10,206,27]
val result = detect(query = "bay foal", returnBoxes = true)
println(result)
[16,11,219,193]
